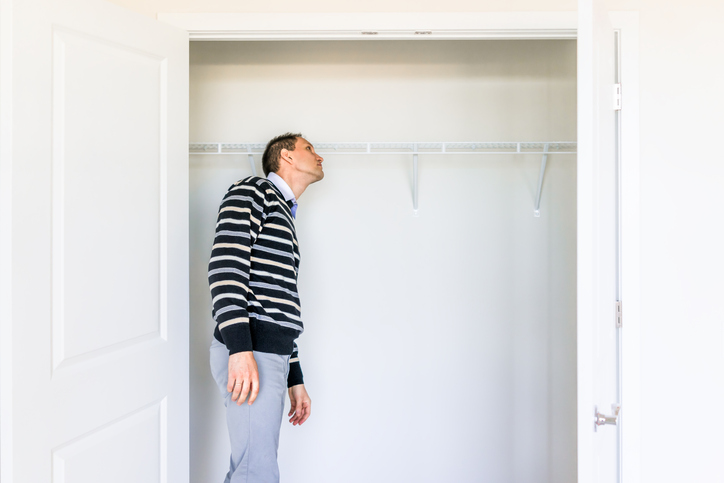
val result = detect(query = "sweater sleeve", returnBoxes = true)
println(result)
[208,180,267,355]
[287,339,305,388]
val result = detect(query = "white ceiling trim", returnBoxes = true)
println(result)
[157,12,578,40]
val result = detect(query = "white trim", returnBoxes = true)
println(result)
[159,10,641,481]
[157,11,577,40]
[576,4,595,480]
[611,11,641,483]
[51,28,66,372]
[0,0,12,480]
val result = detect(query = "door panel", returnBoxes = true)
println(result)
[10,0,189,480]
[578,0,618,481]
[53,27,165,368]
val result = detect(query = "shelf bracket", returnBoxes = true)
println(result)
[412,143,419,216]
[246,146,257,176]
[533,143,549,217]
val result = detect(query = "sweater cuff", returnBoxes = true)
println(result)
[220,320,254,355]
[287,360,304,388]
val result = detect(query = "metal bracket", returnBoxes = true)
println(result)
[533,143,549,217]
[246,146,257,176]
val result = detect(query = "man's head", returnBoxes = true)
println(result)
[262,133,324,184]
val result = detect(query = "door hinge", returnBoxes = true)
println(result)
[613,83,622,110]
[616,301,622,328]
[594,403,621,431]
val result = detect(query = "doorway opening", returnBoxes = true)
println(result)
[188,38,578,483]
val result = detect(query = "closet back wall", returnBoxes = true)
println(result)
[189,40,577,483]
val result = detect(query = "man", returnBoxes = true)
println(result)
[208,132,324,483]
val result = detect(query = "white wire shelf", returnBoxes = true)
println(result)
[190,141,576,217]
[189,141,576,155]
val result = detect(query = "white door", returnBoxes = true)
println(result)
[577,0,619,481]
[4,0,189,480]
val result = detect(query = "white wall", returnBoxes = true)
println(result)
[189,40,577,483]
[635,2,724,481]
[101,0,581,19]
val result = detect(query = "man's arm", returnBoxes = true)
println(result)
[287,340,304,388]
[208,180,267,404]
[286,340,310,425]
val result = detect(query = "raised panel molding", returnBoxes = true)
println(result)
[51,28,169,372]
[52,398,168,483]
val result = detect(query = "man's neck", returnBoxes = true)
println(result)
[275,170,310,201]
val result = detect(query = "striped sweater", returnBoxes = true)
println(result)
[208,176,304,388]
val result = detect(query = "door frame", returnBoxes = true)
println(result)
[159,10,641,481]
[610,11,641,483]
[0,0,14,481]
[160,11,642,482]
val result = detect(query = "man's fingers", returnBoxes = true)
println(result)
[287,386,312,426]
[299,404,311,424]
[290,401,302,424]
[288,399,311,425]
[296,404,309,425]
[300,404,310,424]
[247,374,260,405]
[237,380,250,406]
[231,380,242,402]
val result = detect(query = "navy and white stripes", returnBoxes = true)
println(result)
[208,176,304,388]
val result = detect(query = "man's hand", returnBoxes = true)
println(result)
[288,384,311,426]
[228,351,259,406]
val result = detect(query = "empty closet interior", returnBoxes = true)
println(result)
[189,39,577,483]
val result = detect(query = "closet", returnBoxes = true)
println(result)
[188,39,577,483]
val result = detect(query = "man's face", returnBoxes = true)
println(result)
[291,138,324,182]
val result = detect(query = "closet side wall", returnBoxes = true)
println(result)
[189,40,577,483]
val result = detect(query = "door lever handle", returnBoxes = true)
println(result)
[594,404,620,431]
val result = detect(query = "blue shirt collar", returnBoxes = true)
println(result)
[266,172,296,204]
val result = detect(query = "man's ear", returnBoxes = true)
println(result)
[279,148,294,166]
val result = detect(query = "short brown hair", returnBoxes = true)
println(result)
[262,132,302,176]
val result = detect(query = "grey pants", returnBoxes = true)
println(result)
[210,338,291,483]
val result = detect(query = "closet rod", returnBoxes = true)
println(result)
[189,141,576,156]
[190,141,576,217]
